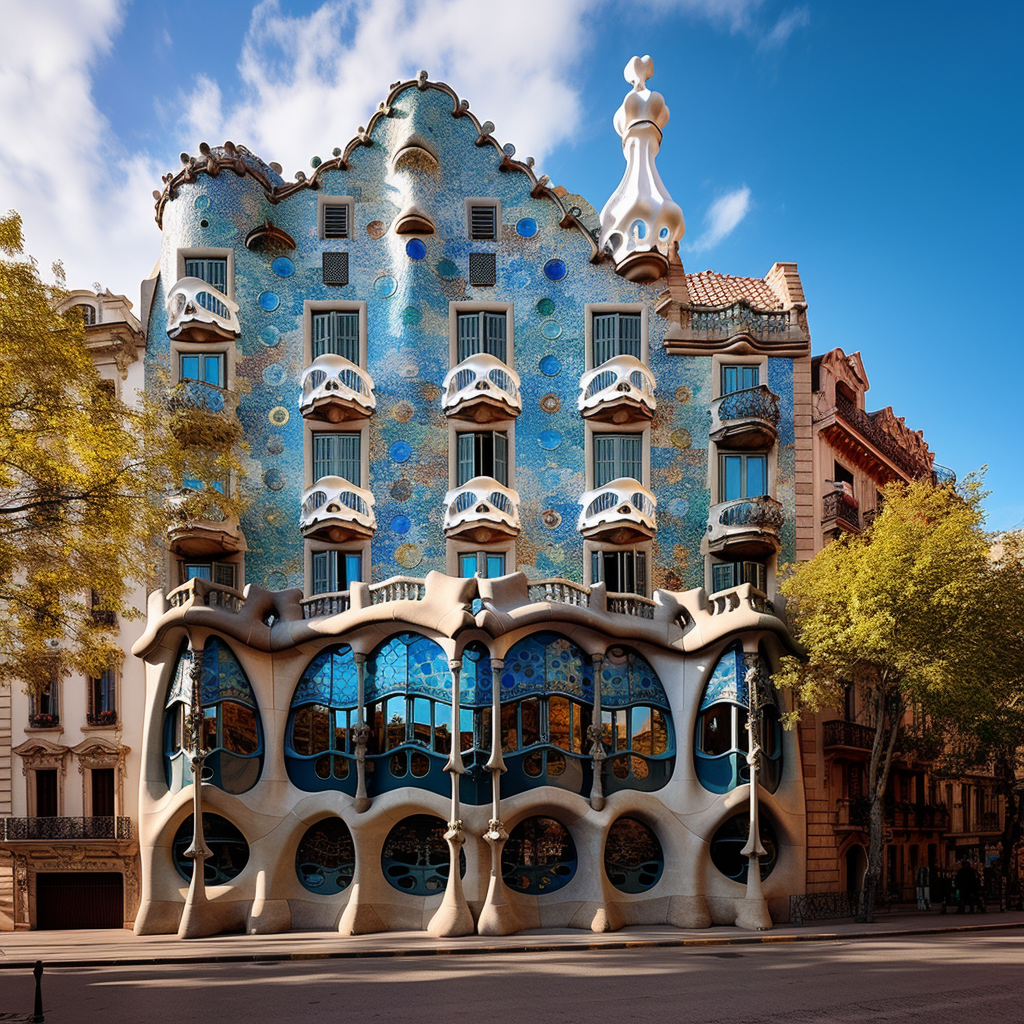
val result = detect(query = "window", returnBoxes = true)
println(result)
[312,311,360,362]
[179,353,224,386]
[91,767,115,817]
[88,670,118,726]
[29,678,60,729]
[594,433,643,487]
[457,430,508,485]
[181,561,236,588]
[719,453,767,501]
[321,200,351,239]
[312,550,362,594]
[592,549,647,595]
[71,303,97,326]
[592,312,641,365]
[721,364,759,395]
[313,432,361,484]
[185,257,229,315]
[711,560,767,594]
[459,552,506,578]
[457,311,507,362]
[35,769,58,817]
[468,203,498,240]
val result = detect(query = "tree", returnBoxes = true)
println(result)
[0,210,244,695]
[775,475,1006,921]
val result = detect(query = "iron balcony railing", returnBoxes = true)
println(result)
[1,816,134,841]
[823,719,876,750]
[683,301,791,336]
[822,489,860,530]
[834,393,931,480]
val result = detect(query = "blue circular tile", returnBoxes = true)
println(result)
[389,441,412,463]
[539,355,561,376]
[543,259,567,281]
[406,238,427,260]
[258,291,279,311]
[541,319,562,340]
[436,258,459,279]
[262,363,286,386]
[259,326,280,347]
[374,275,397,297]
[516,217,537,238]
[402,306,422,325]
[263,469,284,491]
[391,515,412,535]
[271,257,294,277]
[538,430,562,450]
[194,196,210,210]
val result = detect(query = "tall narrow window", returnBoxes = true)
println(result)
[185,258,228,315]
[469,204,497,240]
[312,311,360,362]
[592,312,641,365]
[719,453,767,501]
[457,311,507,362]
[35,770,58,817]
[91,768,115,817]
[721,364,759,395]
[88,670,117,726]
[313,433,361,484]
[312,550,362,594]
[457,431,508,485]
[592,550,647,595]
[594,433,643,487]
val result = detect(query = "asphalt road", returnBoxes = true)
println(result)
[5,930,1022,1024]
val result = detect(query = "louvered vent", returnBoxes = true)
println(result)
[469,253,497,287]
[322,252,349,286]
[323,203,350,239]
[469,205,497,240]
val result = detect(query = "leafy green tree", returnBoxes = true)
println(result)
[775,475,1006,921]
[0,210,244,695]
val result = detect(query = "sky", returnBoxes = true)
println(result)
[1,0,1021,529]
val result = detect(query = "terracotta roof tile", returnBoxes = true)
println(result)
[685,270,784,311]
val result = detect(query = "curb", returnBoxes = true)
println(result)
[1,918,1021,971]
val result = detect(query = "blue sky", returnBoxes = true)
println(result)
[2,0,1021,528]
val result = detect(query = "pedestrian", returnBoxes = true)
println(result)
[955,860,978,914]
[915,864,930,910]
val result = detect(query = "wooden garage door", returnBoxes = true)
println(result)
[35,873,123,929]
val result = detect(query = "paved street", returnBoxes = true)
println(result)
[3,929,1022,1024]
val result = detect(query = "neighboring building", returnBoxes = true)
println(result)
[129,59,811,938]
[0,290,147,930]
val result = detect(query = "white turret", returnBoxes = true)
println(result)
[599,55,685,282]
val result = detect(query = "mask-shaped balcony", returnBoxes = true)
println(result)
[578,356,656,424]
[166,491,246,559]
[442,354,522,423]
[167,381,240,445]
[707,496,784,558]
[709,385,780,449]
[299,354,376,423]
[300,477,376,542]
[443,477,520,542]
[577,478,657,543]
[166,277,240,343]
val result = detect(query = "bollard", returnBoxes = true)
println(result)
[31,960,43,1023]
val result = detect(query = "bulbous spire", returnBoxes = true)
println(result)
[599,56,685,282]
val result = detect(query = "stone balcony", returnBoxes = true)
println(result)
[577,478,657,542]
[709,385,780,449]
[300,477,377,542]
[299,354,376,423]
[166,491,246,559]
[443,477,520,542]
[822,489,860,534]
[706,495,783,558]
[442,354,522,423]
[166,277,240,343]
[578,356,656,424]
[167,380,240,445]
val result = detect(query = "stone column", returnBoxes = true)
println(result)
[589,652,606,811]
[352,653,370,813]
[477,657,520,935]
[428,658,474,937]
[737,664,772,931]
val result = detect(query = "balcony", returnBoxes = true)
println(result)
[299,354,376,423]
[1,816,134,842]
[823,719,876,752]
[167,491,246,559]
[442,354,522,423]
[709,385,780,449]
[706,496,783,558]
[301,477,376,542]
[166,277,240,343]
[822,489,860,534]
[578,356,656,424]
[443,477,520,542]
[578,479,657,543]
[167,380,241,445]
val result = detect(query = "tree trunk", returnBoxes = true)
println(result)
[994,749,1023,909]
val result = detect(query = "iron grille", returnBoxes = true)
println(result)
[469,205,497,240]
[323,252,349,286]
[468,253,496,287]
[323,203,350,239]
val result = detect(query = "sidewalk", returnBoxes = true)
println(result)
[2,908,1023,970]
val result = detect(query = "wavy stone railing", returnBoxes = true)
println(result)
[442,354,522,418]
[300,591,351,619]
[1,816,134,841]
[578,356,656,419]
[607,592,656,619]
[369,577,427,604]
[168,578,246,612]
[707,585,774,617]
[166,277,240,341]
[300,354,376,419]
[684,301,791,336]
[578,479,657,536]
[527,578,591,608]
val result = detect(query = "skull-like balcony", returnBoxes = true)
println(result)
[166,491,246,560]
[707,496,784,558]
[442,354,522,423]
[166,277,240,343]
[578,478,657,543]
[578,356,656,424]
[167,381,240,446]
[299,355,376,423]
[443,477,520,542]
[300,477,377,542]
[709,385,780,449]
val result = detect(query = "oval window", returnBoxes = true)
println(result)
[604,818,664,894]
[381,815,464,896]
[172,813,249,885]
[710,814,778,884]
[295,818,355,895]
[502,816,577,895]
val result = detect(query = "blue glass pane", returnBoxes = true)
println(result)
[461,642,492,707]
[516,217,538,237]
[271,257,295,277]
[543,259,567,281]
[200,638,257,707]
[503,632,592,701]
[700,643,746,710]
[257,291,280,311]
[365,633,449,702]
[601,647,670,709]
[406,238,427,260]
[293,645,358,707]
[539,355,561,376]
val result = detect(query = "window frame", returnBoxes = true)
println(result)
[303,300,368,367]
[711,354,768,400]
[446,537,515,578]
[178,351,226,387]
[305,542,369,597]
[176,247,234,299]
[464,198,501,241]
[453,428,510,487]
[585,423,650,490]
[718,451,769,502]
[584,303,648,371]
[318,196,355,240]
[448,301,514,366]
[585,542,651,596]
[86,668,119,728]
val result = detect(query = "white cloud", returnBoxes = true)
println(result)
[684,186,752,253]
[759,6,810,50]
[647,0,808,45]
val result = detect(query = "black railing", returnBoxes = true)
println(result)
[716,384,781,426]
[823,719,875,750]
[1,816,134,841]
[835,394,930,480]
[822,490,860,530]
[686,302,791,336]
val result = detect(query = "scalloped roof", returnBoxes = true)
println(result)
[684,270,785,311]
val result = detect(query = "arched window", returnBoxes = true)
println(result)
[172,813,249,884]
[295,818,355,895]
[502,816,577,894]
[381,814,465,896]
[71,303,96,326]
[164,639,263,795]
[695,644,781,794]
[709,813,778,884]
[604,817,664,893]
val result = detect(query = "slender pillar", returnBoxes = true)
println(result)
[428,658,474,937]
[589,652,606,811]
[737,663,772,931]
[352,653,370,813]
[477,657,520,935]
